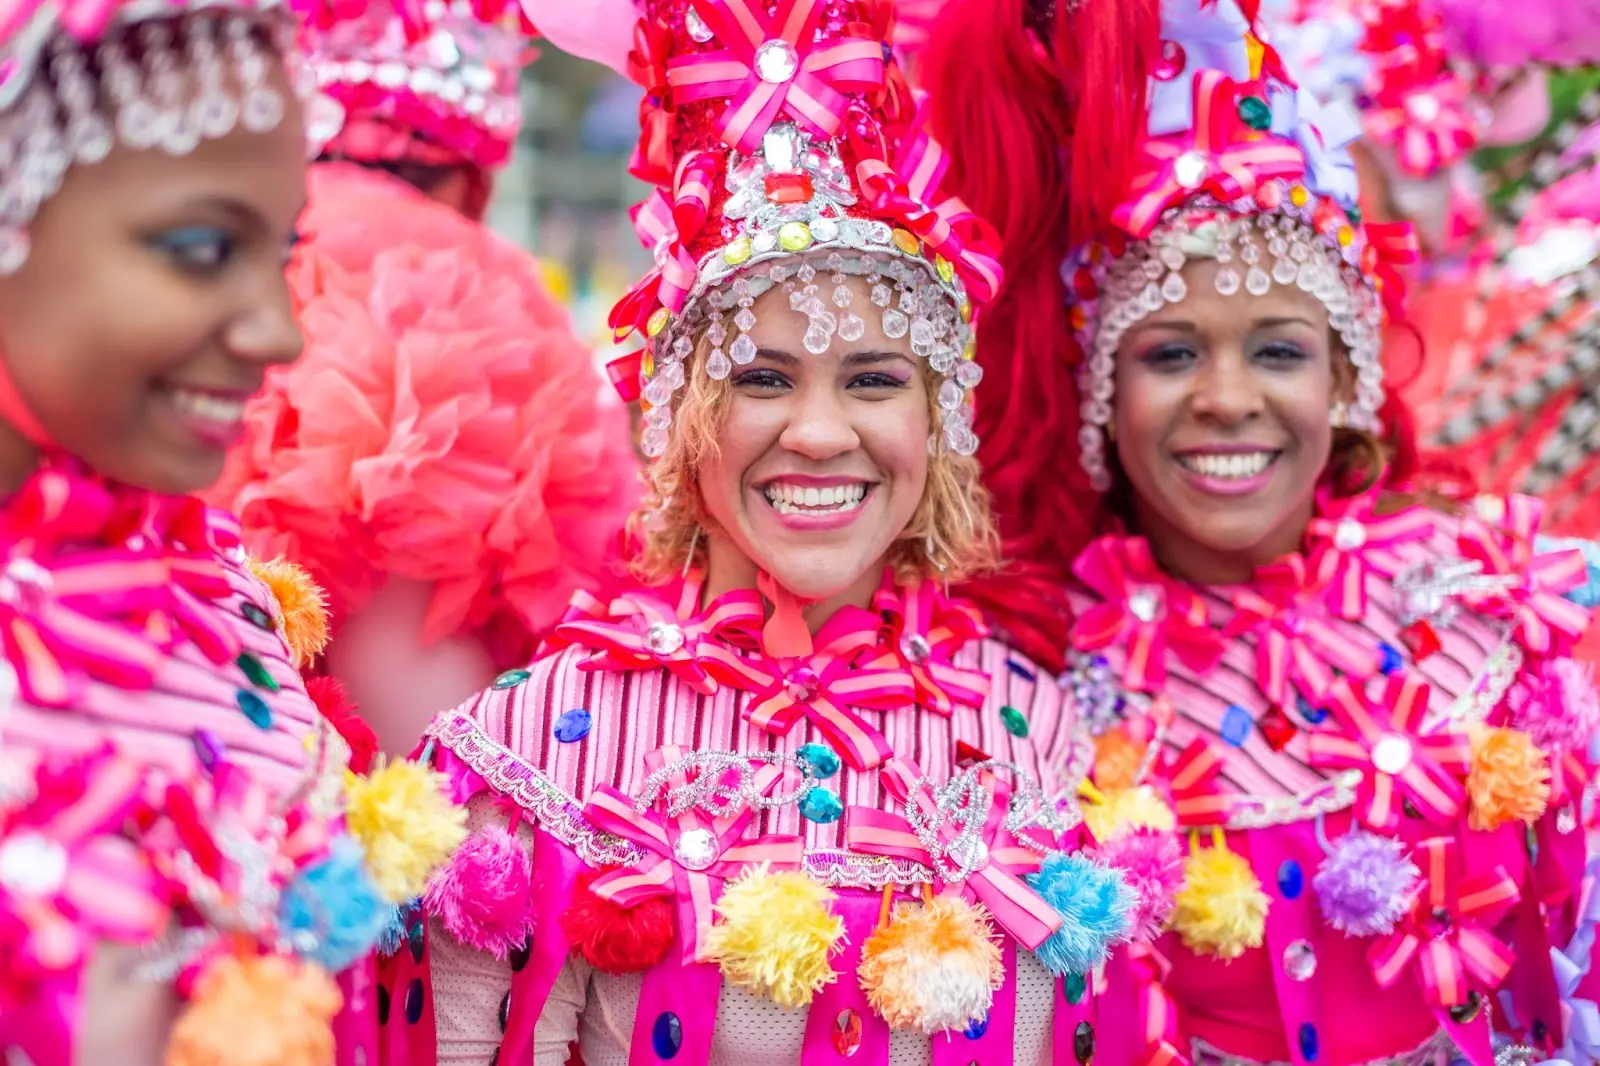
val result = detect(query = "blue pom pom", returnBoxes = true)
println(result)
[1025,852,1135,976]
[279,836,391,972]
[374,901,414,957]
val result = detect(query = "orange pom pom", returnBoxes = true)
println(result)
[247,557,331,668]
[166,955,341,1066]
[1467,726,1551,831]
[1093,728,1147,791]
[858,894,1002,1033]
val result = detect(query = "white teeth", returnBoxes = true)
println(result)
[763,481,869,515]
[1180,451,1276,479]
[168,389,246,424]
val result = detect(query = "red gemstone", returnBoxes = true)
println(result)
[1259,705,1298,752]
[1256,182,1283,210]
[832,1009,862,1057]
[765,172,814,204]
[956,740,991,769]
[1155,39,1186,81]
[1399,620,1442,662]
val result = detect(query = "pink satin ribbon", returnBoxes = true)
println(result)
[1457,494,1591,657]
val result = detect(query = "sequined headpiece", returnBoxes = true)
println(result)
[1061,0,1418,491]
[0,0,304,274]
[607,0,1003,461]
[300,0,532,170]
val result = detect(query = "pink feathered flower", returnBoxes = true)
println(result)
[207,164,639,663]
[1093,827,1184,943]
[421,825,535,958]
[1509,657,1600,758]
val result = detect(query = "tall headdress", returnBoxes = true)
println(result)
[298,0,533,170]
[606,0,1003,462]
[0,0,305,277]
[1059,0,1418,490]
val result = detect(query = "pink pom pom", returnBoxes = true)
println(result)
[422,826,535,958]
[1093,827,1184,942]
[1510,658,1600,757]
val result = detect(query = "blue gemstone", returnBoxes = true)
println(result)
[1221,705,1253,747]
[494,668,531,689]
[1295,694,1328,725]
[964,1013,989,1040]
[797,742,842,779]
[1298,1023,1319,1062]
[553,709,592,743]
[652,1012,683,1058]
[1378,642,1404,675]
[1006,658,1037,682]
[1063,971,1088,1004]
[404,978,425,1024]
[799,785,844,823]
[1277,859,1304,900]
[236,689,273,729]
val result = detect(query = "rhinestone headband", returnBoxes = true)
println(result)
[0,8,300,274]
[1064,182,1387,492]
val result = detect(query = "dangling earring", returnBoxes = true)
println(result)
[1329,403,1348,429]
[681,525,702,579]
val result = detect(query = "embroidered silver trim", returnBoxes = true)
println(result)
[1190,1027,1458,1066]
[427,711,945,888]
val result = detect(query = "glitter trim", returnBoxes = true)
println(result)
[1190,1027,1458,1066]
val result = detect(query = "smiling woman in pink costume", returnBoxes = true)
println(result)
[0,0,474,1060]
[205,0,640,758]
[366,1,1163,1064]
[923,0,1600,1063]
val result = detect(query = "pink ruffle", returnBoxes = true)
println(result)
[207,163,639,663]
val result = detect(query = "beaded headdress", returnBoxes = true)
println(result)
[606,0,1004,461]
[300,0,532,169]
[0,0,304,275]
[1059,0,1418,491]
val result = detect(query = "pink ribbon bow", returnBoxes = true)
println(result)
[557,574,763,695]
[1307,674,1470,830]
[1306,489,1435,620]
[1457,495,1591,658]
[1153,737,1235,827]
[1071,535,1225,694]
[703,606,914,772]
[627,16,677,186]
[868,574,989,716]
[608,151,721,339]
[122,495,242,665]
[1113,69,1308,238]
[666,0,886,155]
[1368,837,1518,1009]
[0,747,168,1003]
[583,746,804,963]
[845,757,1062,949]
[1226,547,1383,709]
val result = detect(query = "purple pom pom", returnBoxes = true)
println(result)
[422,825,535,958]
[1511,658,1600,757]
[1313,830,1420,938]
[1094,827,1184,942]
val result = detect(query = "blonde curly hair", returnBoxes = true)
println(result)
[628,328,1000,586]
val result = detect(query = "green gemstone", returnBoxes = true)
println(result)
[493,668,532,690]
[999,704,1029,738]
[1064,971,1088,1005]
[236,651,280,693]
[1237,95,1272,132]
[236,689,273,730]
[1348,203,1364,226]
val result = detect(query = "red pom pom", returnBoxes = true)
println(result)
[307,676,378,774]
[558,871,675,973]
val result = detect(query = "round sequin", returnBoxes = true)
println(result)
[493,668,531,689]
[778,221,813,252]
[1277,859,1304,900]
[999,705,1029,738]
[722,237,753,265]
[652,1012,684,1058]
[1372,734,1414,775]
[553,710,592,743]
[646,308,671,337]
[236,689,273,730]
[799,785,844,824]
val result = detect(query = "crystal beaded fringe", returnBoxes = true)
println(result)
[0,11,298,274]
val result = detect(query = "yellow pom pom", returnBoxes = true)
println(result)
[1172,838,1269,960]
[859,894,1003,1033]
[166,955,341,1066]
[1093,730,1147,792]
[1467,726,1551,832]
[705,866,844,1008]
[1082,785,1176,844]
[247,557,331,668]
[345,760,468,902]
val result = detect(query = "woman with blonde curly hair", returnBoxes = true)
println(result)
[372,2,1143,1064]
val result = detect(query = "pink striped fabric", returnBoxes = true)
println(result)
[1068,512,1512,809]
[454,634,1076,849]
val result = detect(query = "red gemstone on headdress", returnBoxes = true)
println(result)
[1259,705,1298,752]
[765,172,815,204]
[1155,40,1186,81]
[1399,620,1441,662]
